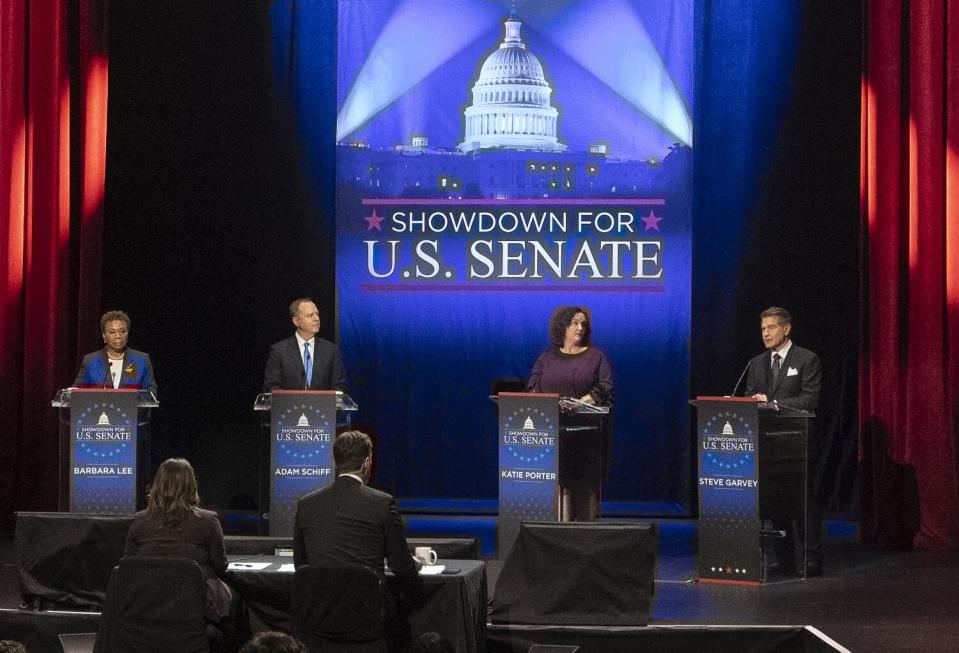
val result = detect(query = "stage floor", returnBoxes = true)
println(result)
[2,520,958,652]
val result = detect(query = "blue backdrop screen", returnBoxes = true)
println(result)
[281,0,693,506]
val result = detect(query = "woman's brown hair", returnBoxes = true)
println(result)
[147,458,200,528]
[549,306,592,348]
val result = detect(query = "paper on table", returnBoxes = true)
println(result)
[277,563,296,573]
[227,561,272,571]
[419,565,445,575]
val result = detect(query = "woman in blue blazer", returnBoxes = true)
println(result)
[74,310,157,394]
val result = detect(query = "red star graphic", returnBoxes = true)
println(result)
[641,210,663,231]
[364,209,385,231]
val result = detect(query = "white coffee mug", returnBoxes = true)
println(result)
[414,546,438,565]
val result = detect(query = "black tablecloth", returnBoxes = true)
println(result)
[227,557,487,653]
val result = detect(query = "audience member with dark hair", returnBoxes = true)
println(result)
[294,430,423,651]
[406,631,456,653]
[0,641,27,653]
[239,631,306,653]
[125,458,234,624]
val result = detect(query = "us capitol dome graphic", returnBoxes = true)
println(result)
[336,10,690,199]
[458,14,565,154]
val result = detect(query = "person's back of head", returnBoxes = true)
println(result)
[0,641,28,653]
[239,631,306,653]
[333,430,373,475]
[148,457,201,528]
[406,631,456,653]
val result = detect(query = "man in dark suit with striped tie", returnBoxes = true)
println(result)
[262,298,347,392]
[744,306,823,576]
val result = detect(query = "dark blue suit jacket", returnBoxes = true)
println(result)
[262,335,347,392]
[74,348,157,394]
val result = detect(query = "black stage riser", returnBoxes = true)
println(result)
[487,625,844,653]
[0,613,844,653]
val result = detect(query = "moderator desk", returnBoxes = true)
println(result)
[227,557,487,653]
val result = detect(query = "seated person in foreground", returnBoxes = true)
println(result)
[405,632,456,653]
[293,430,422,649]
[239,631,306,653]
[124,458,234,625]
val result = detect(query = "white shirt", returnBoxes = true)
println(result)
[108,358,124,388]
[337,473,364,484]
[771,339,792,368]
[295,333,316,368]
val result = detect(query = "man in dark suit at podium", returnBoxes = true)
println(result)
[293,430,421,650]
[262,298,347,392]
[744,306,824,576]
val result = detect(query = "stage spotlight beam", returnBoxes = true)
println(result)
[336,0,502,142]
[542,0,693,147]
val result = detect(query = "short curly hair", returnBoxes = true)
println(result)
[100,310,130,333]
[549,306,592,348]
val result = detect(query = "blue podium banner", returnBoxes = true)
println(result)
[498,392,559,557]
[270,390,336,537]
[695,397,761,584]
[70,389,139,513]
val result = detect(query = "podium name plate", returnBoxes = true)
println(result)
[695,397,761,584]
[70,389,139,513]
[270,390,336,537]
[497,392,560,558]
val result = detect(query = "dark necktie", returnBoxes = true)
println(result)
[771,352,782,388]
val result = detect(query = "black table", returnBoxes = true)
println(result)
[227,557,487,653]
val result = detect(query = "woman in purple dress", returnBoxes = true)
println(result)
[527,306,613,521]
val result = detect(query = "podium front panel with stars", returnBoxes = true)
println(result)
[69,389,140,513]
[497,392,560,558]
[270,391,337,536]
[695,398,762,584]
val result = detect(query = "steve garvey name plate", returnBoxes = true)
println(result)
[696,397,761,584]
[70,389,139,513]
[270,390,336,537]
[497,392,559,557]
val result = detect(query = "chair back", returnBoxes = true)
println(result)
[94,556,209,653]
[290,564,387,652]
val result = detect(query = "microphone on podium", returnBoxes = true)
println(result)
[727,360,751,397]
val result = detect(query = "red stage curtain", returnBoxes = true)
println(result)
[0,0,108,529]
[861,0,959,549]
